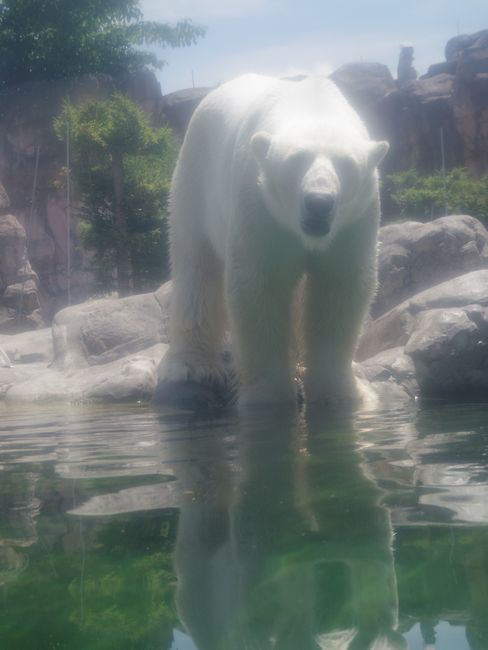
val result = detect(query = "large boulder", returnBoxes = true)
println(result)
[374,215,488,317]
[1,283,171,403]
[330,63,396,139]
[405,305,488,399]
[160,87,210,136]
[51,282,170,370]
[357,269,488,361]
[0,328,53,364]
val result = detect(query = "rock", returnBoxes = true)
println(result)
[329,30,488,183]
[3,280,40,312]
[0,214,25,291]
[1,283,172,403]
[445,30,488,62]
[51,282,170,369]
[0,345,11,367]
[0,328,53,364]
[0,70,165,320]
[359,347,419,398]
[405,305,488,399]
[397,44,417,87]
[422,61,458,79]
[4,345,166,403]
[357,270,488,361]
[0,211,43,333]
[160,87,211,136]
[378,73,460,177]
[374,215,488,317]
[452,30,488,175]
[329,63,396,139]
[0,364,45,399]
[0,181,9,213]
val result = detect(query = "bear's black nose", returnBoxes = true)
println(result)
[301,192,335,237]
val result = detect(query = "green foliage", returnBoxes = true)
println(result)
[0,0,205,89]
[54,93,177,293]
[385,167,488,222]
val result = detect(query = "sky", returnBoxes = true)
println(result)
[140,0,487,95]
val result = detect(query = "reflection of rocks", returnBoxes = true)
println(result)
[0,473,40,547]
[0,469,40,567]
[0,183,43,333]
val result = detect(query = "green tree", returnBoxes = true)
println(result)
[55,94,177,295]
[385,168,488,222]
[0,0,205,89]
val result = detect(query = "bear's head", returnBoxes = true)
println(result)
[251,122,389,249]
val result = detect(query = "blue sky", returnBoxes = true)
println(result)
[140,0,486,94]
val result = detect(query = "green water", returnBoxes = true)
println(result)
[0,402,487,650]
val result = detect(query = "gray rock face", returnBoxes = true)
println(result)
[329,63,396,139]
[357,269,488,361]
[360,347,419,398]
[2,212,488,406]
[0,182,9,212]
[0,71,165,321]
[0,283,171,403]
[374,215,488,317]
[405,305,488,398]
[331,30,488,180]
[52,284,170,370]
[445,30,488,62]
[0,211,43,333]
[0,328,52,364]
[161,87,211,136]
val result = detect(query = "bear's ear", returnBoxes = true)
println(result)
[367,140,389,169]
[251,131,272,165]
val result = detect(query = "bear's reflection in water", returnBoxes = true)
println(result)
[172,407,407,650]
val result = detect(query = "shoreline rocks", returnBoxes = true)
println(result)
[1,215,488,407]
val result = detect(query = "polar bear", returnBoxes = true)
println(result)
[157,74,388,407]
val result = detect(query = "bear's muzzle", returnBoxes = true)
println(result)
[301,192,335,237]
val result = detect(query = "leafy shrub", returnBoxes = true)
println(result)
[385,168,488,222]
[55,94,178,295]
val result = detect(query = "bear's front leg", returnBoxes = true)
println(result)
[303,228,377,405]
[226,247,300,408]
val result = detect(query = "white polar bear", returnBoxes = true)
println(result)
[158,74,388,407]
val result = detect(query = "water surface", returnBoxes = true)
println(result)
[1,401,487,649]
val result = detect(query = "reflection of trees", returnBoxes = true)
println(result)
[175,408,407,649]
[0,507,179,649]
[396,527,488,648]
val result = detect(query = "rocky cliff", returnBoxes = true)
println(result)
[0,70,164,327]
[331,30,488,177]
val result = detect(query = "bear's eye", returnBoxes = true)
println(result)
[285,150,311,168]
[333,156,360,185]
